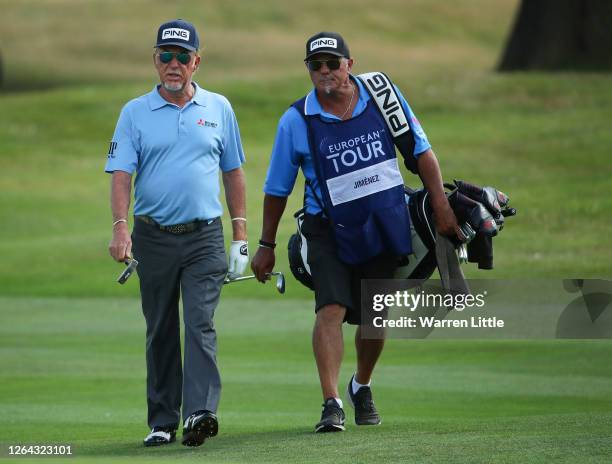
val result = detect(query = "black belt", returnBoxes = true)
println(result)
[135,215,217,235]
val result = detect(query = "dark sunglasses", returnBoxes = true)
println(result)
[306,58,341,71]
[158,51,192,65]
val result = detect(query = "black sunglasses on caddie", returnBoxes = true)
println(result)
[158,51,193,65]
[306,58,342,71]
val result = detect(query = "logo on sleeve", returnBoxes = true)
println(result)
[162,28,190,41]
[107,141,117,158]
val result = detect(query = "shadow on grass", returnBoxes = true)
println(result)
[76,426,339,461]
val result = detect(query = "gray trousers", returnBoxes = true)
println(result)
[132,218,227,429]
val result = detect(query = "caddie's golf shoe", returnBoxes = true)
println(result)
[315,398,345,433]
[346,374,381,425]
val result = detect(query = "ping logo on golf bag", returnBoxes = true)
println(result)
[240,244,248,256]
[162,28,190,41]
[310,38,337,51]
[360,72,409,138]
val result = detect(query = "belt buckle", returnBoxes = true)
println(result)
[167,224,180,234]
[165,221,198,234]
[138,216,205,234]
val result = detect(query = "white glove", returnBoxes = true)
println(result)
[228,240,249,278]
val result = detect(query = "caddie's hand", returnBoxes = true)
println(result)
[228,240,249,277]
[251,246,275,282]
[109,223,132,262]
[432,201,464,241]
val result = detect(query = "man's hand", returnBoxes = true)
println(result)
[416,149,462,241]
[251,194,287,282]
[431,200,463,240]
[109,223,132,262]
[251,246,275,282]
[228,240,249,277]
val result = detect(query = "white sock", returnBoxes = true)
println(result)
[352,375,371,394]
[333,397,343,409]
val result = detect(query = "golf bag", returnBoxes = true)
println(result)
[287,179,516,290]
[287,208,314,290]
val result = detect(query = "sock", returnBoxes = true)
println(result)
[333,397,343,409]
[352,375,371,395]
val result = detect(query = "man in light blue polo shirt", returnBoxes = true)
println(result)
[106,19,248,448]
[252,32,461,433]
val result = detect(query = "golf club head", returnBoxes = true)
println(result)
[117,258,138,285]
[457,243,468,263]
[224,271,286,294]
[273,272,286,294]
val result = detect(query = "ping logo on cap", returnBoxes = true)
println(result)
[162,28,190,41]
[310,38,337,51]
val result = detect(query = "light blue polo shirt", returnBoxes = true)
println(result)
[263,75,430,215]
[105,82,245,225]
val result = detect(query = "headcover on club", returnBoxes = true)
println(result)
[450,179,515,230]
[117,258,139,285]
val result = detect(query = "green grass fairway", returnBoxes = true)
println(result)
[1,297,611,463]
[1,1,611,462]
[1,1,611,299]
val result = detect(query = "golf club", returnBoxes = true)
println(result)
[224,271,286,294]
[117,257,139,285]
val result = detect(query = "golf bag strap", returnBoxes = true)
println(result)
[435,232,470,296]
[304,178,328,217]
[357,72,418,174]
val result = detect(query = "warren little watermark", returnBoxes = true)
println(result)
[361,279,612,339]
[371,289,497,329]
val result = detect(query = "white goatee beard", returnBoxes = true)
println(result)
[163,81,185,92]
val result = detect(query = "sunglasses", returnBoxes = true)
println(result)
[306,58,341,71]
[158,51,192,65]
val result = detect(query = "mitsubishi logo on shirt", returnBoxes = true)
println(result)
[197,118,218,128]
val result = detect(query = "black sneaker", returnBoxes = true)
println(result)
[314,398,345,433]
[143,426,177,447]
[346,375,381,425]
[181,410,218,447]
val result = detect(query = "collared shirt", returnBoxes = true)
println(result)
[263,75,430,215]
[105,82,245,225]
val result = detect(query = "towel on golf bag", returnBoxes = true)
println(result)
[287,180,516,291]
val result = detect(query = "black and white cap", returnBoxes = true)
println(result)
[304,31,350,61]
[155,19,199,51]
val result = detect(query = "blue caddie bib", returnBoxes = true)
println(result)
[293,97,412,264]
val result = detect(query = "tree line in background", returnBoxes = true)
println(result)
[1,0,611,89]
[498,0,612,71]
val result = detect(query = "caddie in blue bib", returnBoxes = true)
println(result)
[292,97,412,264]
